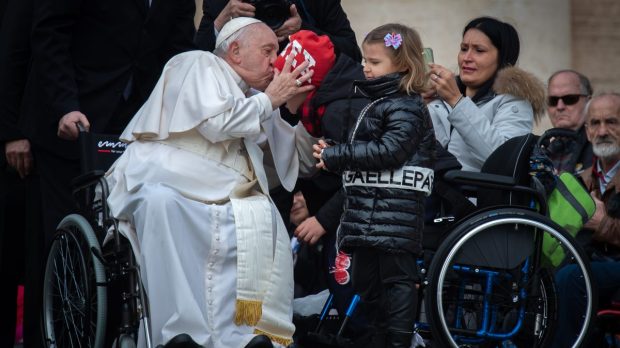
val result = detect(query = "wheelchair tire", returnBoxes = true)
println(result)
[425,208,595,348]
[117,334,137,348]
[43,214,107,348]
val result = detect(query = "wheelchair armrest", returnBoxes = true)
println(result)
[444,170,517,188]
[444,169,549,214]
[71,170,107,191]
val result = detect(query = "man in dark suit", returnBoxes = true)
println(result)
[195,0,361,62]
[0,0,43,346]
[22,0,196,247]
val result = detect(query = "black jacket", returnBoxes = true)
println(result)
[195,0,361,62]
[279,54,368,231]
[322,73,436,254]
[21,0,196,158]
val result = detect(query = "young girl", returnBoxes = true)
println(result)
[313,23,436,347]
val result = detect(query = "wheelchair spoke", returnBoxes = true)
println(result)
[49,231,93,347]
[43,216,109,348]
[426,211,595,348]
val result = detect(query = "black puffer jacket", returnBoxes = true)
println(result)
[321,73,436,254]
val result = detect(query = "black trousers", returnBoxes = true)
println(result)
[0,167,43,347]
[351,248,418,348]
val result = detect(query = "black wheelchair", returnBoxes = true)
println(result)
[301,133,596,348]
[41,131,151,348]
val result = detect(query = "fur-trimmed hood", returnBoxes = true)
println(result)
[492,66,546,124]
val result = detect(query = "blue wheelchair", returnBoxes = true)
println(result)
[302,134,595,348]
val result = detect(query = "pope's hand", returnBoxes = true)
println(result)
[265,53,314,109]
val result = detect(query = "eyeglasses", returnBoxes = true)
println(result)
[547,94,588,107]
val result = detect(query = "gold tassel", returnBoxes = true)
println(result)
[234,299,262,326]
[253,328,293,347]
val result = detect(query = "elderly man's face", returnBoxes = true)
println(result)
[547,72,589,131]
[585,95,620,159]
[235,24,279,91]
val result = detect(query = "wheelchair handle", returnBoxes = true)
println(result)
[444,170,548,215]
[536,127,579,148]
[77,121,87,133]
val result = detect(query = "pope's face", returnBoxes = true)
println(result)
[234,24,279,91]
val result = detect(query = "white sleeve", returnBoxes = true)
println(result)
[428,100,452,148]
[448,94,533,165]
[197,92,274,143]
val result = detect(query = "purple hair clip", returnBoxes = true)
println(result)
[384,32,402,49]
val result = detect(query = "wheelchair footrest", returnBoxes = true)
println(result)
[304,332,354,348]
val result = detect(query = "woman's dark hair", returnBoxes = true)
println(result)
[457,16,520,102]
[465,16,520,69]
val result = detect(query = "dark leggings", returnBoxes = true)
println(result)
[351,248,418,348]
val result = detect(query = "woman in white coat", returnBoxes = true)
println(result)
[426,16,545,172]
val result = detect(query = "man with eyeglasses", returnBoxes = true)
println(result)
[545,70,593,174]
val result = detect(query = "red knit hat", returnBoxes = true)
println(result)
[274,30,336,87]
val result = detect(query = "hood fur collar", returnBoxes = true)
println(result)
[493,66,545,124]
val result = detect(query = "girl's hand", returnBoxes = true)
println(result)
[428,63,462,108]
[312,139,330,170]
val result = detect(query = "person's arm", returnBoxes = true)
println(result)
[297,0,361,62]
[31,0,91,139]
[0,0,34,177]
[31,0,81,124]
[321,101,425,173]
[587,191,620,247]
[195,0,223,51]
[163,0,197,59]
[0,0,31,142]
[427,100,451,148]
[314,188,345,234]
[447,95,533,169]
[195,0,256,51]
[294,187,345,244]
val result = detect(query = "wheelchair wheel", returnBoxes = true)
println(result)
[115,334,136,348]
[43,214,107,348]
[426,208,595,348]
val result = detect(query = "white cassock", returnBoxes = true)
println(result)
[105,51,317,348]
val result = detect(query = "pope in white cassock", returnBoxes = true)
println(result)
[105,17,318,348]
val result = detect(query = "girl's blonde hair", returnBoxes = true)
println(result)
[363,23,428,95]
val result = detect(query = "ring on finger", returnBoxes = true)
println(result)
[295,79,302,87]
